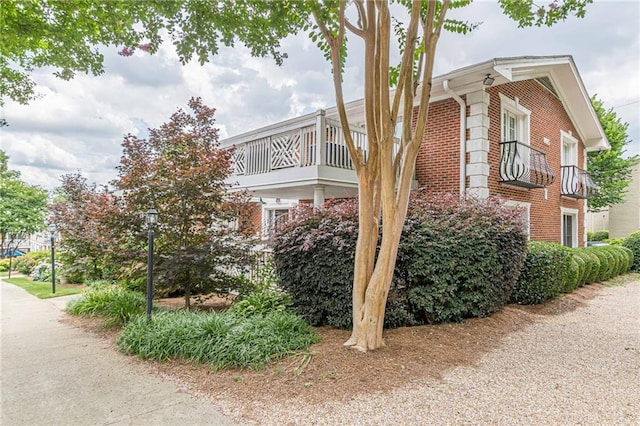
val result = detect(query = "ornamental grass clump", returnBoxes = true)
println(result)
[66,284,146,328]
[116,310,319,370]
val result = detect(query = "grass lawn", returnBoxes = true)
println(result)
[2,277,85,299]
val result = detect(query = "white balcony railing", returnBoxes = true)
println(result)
[228,110,370,176]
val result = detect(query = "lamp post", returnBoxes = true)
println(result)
[145,206,158,320]
[48,224,56,294]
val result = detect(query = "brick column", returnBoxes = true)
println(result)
[466,90,490,199]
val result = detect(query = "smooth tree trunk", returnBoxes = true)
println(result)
[316,0,449,351]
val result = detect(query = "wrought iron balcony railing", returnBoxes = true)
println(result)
[499,141,555,189]
[561,165,597,199]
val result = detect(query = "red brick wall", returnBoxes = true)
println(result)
[413,80,587,246]
[415,98,462,194]
[239,203,262,236]
[485,80,586,246]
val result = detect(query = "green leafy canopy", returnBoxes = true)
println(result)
[588,96,639,211]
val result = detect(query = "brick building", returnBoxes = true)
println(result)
[221,56,609,247]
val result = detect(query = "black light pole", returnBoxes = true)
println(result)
[48,224,56,294]
[145,206,158,320]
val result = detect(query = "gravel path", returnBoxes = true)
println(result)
[253,281,640,425]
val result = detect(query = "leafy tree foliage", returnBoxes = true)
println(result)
[588,97,639,211]
[0,151,48,271]
[112,97,255,308]
[0,0,306,105]
[49,173,125,282]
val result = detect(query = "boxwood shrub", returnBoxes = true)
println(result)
[587,230,609,242]
[272,193,528,328]
[622,231,640,272]
[512,241,573,305]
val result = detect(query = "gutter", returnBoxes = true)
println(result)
[443,80,466,197]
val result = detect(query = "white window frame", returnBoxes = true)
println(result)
[561,207,579,248]
[505,200,531,239]
[561,130,579,167]
[261,199,297,240]
[500,93,531,145]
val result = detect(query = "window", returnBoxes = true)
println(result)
[500,94,531,144]
[561,130,578,166]
[505,201,531,239]
[561,207,578,248]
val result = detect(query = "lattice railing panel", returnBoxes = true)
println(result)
[232,145,246,175]
[271,131,301,169]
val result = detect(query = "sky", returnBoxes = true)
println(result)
[1,0,639,192]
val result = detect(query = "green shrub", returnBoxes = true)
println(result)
[229,289,292,318]
[272,194,528,328]
[562,257,580,293]
[619,246,634,272]
[25,250,50,263]
[30,263,61,283]
[0,259,10,272]
[623,231,640,272]
[573,250,594,285]
[66,285,146,328]
[398,194,528,324]
[571,253,586,287]
[587,230,609,242]
[512,241,573,305]
[602,246,624,276]
[607,238,625,246]
[13,256,37,275]
[586,248,613,281]
[116,310,319,370]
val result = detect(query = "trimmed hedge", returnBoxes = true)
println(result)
[512,242,572,305]
[622,231,640,272]
[587,230,609,242]
[272,193,528,328]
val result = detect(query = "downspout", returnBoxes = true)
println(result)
[443,80,466,197]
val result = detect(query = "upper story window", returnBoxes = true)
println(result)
[500,93,531,144]
[561,130,579,166]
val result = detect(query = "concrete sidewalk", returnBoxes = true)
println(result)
[0,280,234,426]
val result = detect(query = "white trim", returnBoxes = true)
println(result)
[561,130,579,166]
[499,93,531,144]
[561,207,579,248]
[505,200,531,239]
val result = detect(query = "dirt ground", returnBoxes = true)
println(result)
[63,283,606,421]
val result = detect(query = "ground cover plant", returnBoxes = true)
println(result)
[66,284,146,328]
[3,277,83,299]
[117,309,319,370]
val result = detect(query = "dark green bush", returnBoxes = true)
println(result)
[398,194,528,323]
[602,246,624,276]
[272,193,528,328]
[512,242,573,305]
[587,230,609,242]
[623,231,640,272]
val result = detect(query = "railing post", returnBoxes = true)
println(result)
[315,110,326,166]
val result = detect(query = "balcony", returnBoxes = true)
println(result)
[222,110,407,200]
[499,141,555,189]
[561,165,597,199]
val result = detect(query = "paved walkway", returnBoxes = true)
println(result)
[0,279,234,426]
